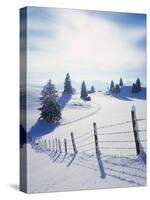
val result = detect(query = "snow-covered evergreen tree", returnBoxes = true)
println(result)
[39,80,61,123]
[90,86,96,93]
[131,83,137,93]
[136,78,141,92]
[81,81,88,99]
[119,78,123,87]
[110,80,115,92]
[115,84,120,94]
[131,78,142,93]
[63,73,72,94]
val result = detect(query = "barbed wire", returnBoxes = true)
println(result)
[99,139,146,143]
[136,118,146,122]
[99,147,136,150]
[80,148,95,153]
[77,141,94,148]
[66,131,93,144]
[98,129,146,136]
[98,130,133,136]
[33,117,146,157]
[76,134,94,144]
[97,120,132,129]
[35,118,146,144]
[34,130,146,153]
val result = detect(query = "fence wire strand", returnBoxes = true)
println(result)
[33,117,146,156]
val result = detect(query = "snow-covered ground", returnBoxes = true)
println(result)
[25,86,146,193]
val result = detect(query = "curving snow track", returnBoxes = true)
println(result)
[60,104,101,126]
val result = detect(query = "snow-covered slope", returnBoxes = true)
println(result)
[26,86,146,193]
[27,144,146,193]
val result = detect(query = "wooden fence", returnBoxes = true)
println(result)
[33,106,146,158]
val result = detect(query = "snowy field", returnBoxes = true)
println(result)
[25,86,146,193]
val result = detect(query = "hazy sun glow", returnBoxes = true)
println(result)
[24,7,146,87]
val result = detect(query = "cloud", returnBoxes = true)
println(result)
[26,8,146,83]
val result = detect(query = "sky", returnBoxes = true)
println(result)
[24,7,146,89]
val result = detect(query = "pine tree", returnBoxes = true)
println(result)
[115,84,120,94]
[131,83,136,93]
[39,80,61,123]
[81,81,88,99]
[64,73,72,94]
[110,80,115,93]
[90,86,95,93]
[119,78,123,87]
[136,78,141,92]
[131,78,142,94]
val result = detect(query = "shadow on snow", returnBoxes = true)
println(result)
[58,93,72,110]
[105,86,146,101]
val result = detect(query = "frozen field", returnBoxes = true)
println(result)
[25,86,146,193]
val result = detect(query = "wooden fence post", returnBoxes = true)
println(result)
[55,138,58,153]
[48,139,51,151]
[41,140,44,151]
[53,139,55,152]
[35,139,39,151]
[71,132,78,154]
[64,139,67,155]
[93,122,106,179]
[44,139,47,151]
[58,139,62,154]
[37,140,40,152]
[93,122,100,154]
[131,105,141,155]
[40,140,42,150]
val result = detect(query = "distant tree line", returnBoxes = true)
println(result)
[38,73,142,123]
[109,78,123,94]
[109,77,142,94]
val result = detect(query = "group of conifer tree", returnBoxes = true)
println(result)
[38,73,72,123]
[38,73,142,123]
[39,73,94,123]
[109,78,123,94]
[109,77,142,94]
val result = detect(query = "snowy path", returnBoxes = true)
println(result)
[60,103,101,126]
